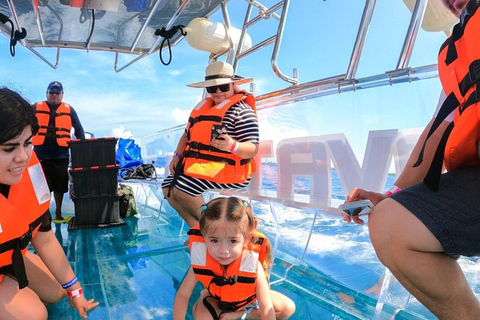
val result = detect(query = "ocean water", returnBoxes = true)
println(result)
[248,165,399,298]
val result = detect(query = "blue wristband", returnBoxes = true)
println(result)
[173,152,182,158]
[62,276,78,289]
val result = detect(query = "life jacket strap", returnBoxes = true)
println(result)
[0,211,48,289]
[458,60,480,97]
[187,228,202,236]
[203,296,220,320]
[423,122,455,191]
[35,110,50,116]
[183,150,251,166]
[413,92,459,167]
[218,294,257,312]
[187,141,230,155]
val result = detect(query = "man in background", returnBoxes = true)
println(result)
[33,81,85,222]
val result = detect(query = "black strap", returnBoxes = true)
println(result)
[187,141,230,154]
[413,92,459,167]
[423,122,454,191]
[35,110,50,116]
[203,296,220,320]
[0,211,48,289]
[187,228,202,236]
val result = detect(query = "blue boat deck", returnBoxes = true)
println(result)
[44,181,440,320]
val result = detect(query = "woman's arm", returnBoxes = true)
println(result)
[169,131,188,174]
[173,267,197,320]
[31,230,98,319]
[255,261,275,320]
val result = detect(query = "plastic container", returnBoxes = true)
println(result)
[70,165,119,197]
[184,18,252,55]
[72,195,120,225]
[68,137,118,168]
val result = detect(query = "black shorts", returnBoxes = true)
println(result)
[39,158,69,193]
[391,165,480,259]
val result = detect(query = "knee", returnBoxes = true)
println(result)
[21,301,48,320]
[42,288,67,305]
[277,299,296,319]
[368,201,393,262]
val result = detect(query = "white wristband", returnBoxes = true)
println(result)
[230,141,239,153]
[67,287,83,298]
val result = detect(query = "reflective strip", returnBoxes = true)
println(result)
[191,242,207,266]
[194,98,208,110]
[239,250,258,273]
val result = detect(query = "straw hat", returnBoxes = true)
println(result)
[187,61,253,88]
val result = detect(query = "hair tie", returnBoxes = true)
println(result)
[242,201,248,207]
[201,205,207,211]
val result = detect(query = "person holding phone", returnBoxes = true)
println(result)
[344,1,480,318]
[162,61,259,227]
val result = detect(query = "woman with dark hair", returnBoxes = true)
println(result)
[0,88,98,319]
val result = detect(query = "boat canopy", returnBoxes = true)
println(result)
[0,0,458,108]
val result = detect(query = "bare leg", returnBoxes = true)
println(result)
[53,191,64,220]
[0,275,48,320]
[369,199,480,320]
[24,251,66,304]
[193,290,218,320]
[162,187,204,227]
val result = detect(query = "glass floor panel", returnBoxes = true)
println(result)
[45,190,436,320]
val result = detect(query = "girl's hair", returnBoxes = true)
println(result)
[199,196,272,265]
[0,88,39,145]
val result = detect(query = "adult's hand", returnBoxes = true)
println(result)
[210,133,235,152]
[342,188,386,225]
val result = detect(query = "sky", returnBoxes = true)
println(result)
[0,0,456,161]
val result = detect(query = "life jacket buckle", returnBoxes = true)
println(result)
[469,59,480,84]
[18,231,33,250]
[190,141,200,149]
[190,117,199,125]
[218,300,238,312]
[213,275,238,286]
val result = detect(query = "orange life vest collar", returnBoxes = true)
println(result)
[187,225,269,312]
[33,101,72,147]
[0,153,50,288]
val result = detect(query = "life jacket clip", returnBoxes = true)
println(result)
[213,275,238,286]
[469,59,480,83]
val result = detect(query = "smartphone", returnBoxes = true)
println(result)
[339,200,374,217]
[211,124,227,141]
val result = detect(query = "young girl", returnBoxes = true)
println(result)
[173,196,295,320]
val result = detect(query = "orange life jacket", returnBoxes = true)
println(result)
[415,2,480,190]
[181,93,257,184]
[0,153,50,288]
[187,225,269,312]
[33,101,72,147]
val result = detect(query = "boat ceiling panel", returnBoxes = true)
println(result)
[0,0,223,55]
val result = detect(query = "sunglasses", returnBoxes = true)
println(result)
[48,90,62,95]
[206,84,230,94]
